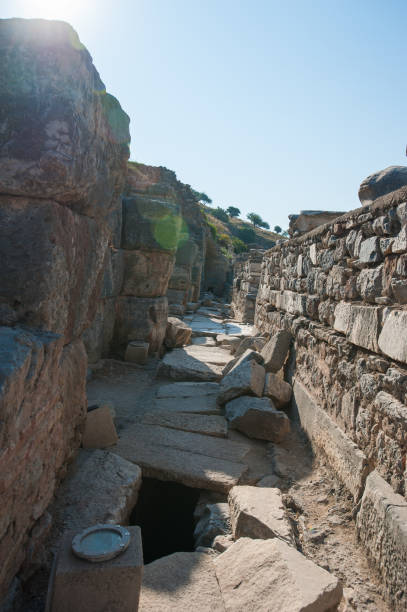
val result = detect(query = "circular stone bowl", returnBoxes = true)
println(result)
[71,524,131,563]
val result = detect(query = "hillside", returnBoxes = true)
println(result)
[202,205,282,252]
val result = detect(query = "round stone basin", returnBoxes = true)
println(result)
[72,524,131,562]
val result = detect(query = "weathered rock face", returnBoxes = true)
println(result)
[0,18,130,602]
[359,166,407,205]
[231,250,264,323]
[255,172,407,607]
[288,210,346,236]
[202,232,233,298]
[0,19,130,218]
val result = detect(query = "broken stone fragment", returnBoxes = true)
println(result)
[214,537,343,612]
[260,330,291,372]
[228,485,294,545]
[234,336,267,358]
[218,360,265,404]
[82,405,118,449]
[194,503,231,548]
[222,347,264,376]
[263,372,292,407]
[124,340,149,364]
[165,317,192,348]
[225,396,290,442]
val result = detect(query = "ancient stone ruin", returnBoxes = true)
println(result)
[1,16,407,612]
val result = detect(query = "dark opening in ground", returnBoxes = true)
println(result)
[130,477,201,564]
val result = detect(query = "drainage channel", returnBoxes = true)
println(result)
[130,478,202,564]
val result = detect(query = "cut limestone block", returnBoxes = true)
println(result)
[139,552,223,612]
[141,412,227,438]
[153,395,221,416]
[356,470,407,609]
[194,503,231,548]
[218,360,265,405]
[263,373,292,407]
[49,527,143,612]
[260,330,291,372]
[112,423,249,492]
[214,537,342,612]
[228,486,294,545]
[234,336,267,359]
[378,309,407,364]
[225,396,290,442]
[164,317,192,348]
[222,348,264,376]
[124,341,149,364]
[293,379,369,500]
[52,450,142,530]
[158,346,233,381]
[82,405,118,449]
[156,381,219,398]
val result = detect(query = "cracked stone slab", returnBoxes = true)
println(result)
[141,412,227,438]
[156,382,219,398]
[153,395,221,416]
[112,423,249,492]
[158,346,233,381]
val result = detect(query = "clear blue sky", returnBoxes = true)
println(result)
[3,0,407,230]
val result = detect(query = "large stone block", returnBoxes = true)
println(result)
[122,196,181,251]
[263,373,292,407]
[113,296,168,355]
[0,197,108,342]
[378,309,407,364]
[356,470,407,609]
[293,379,369,500]
[225,396,290,442]
[122,249,174,297]
[228,486,294,544]
[260,330,291,372]
[0,19,130,218]
[214,537,342,612]
[219,360,265,404]
[0,330,87,601]
[165,317,192,348]
[82,298,116,363]
[333,301,380,353]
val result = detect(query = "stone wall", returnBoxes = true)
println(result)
[255,186,407,607]
[0,18,130,601]
[231,249,264,322]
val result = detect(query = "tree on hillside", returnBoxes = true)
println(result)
[211,207,229,223]
[226,206,241,218]
[193,190,212,204]
[260,221,270,229]
[274,225,282,234]
[247,212,263,227]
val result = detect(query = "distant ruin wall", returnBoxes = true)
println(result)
[255,193,407,606]
[0,18,130,601]
[231,249,264,322]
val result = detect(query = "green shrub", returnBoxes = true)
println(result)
[218,232,232,247]
[232,237,248,253]
[211,207,229,223]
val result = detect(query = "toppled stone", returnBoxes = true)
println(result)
[263,372,292,407]
[378,309,407,364]
[52,450,142,529]
[139,552,224,612]
[359,166,407,204]
[141,412,227,438]
[234,336,267,359]
[194,503,231,548]
[159,345,233,381]
[222,348,264,376]
[82,405,118,449]
[165,317,192,348]
[214,537,343,612]
[124,340,149,364]
[218,360,265,404]
[228,486,294,545]
[225,396,290,442]
[260,330,291,372]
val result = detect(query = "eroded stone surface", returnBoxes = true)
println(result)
[141,412,227,437]
[214,537,342,612]
[228,486,294,545]
[260,331,291,372]
[263,373,292,406]
[218,360,265,404]
[225,396,290,442]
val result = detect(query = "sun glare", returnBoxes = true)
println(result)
[12,0,91,23]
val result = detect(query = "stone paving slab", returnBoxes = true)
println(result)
[156,381,219,398]
[141,412,227,438]
[158,345,233,381]
[113,425,248,492]
[139,552,224,611]
[153,396,221,415]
